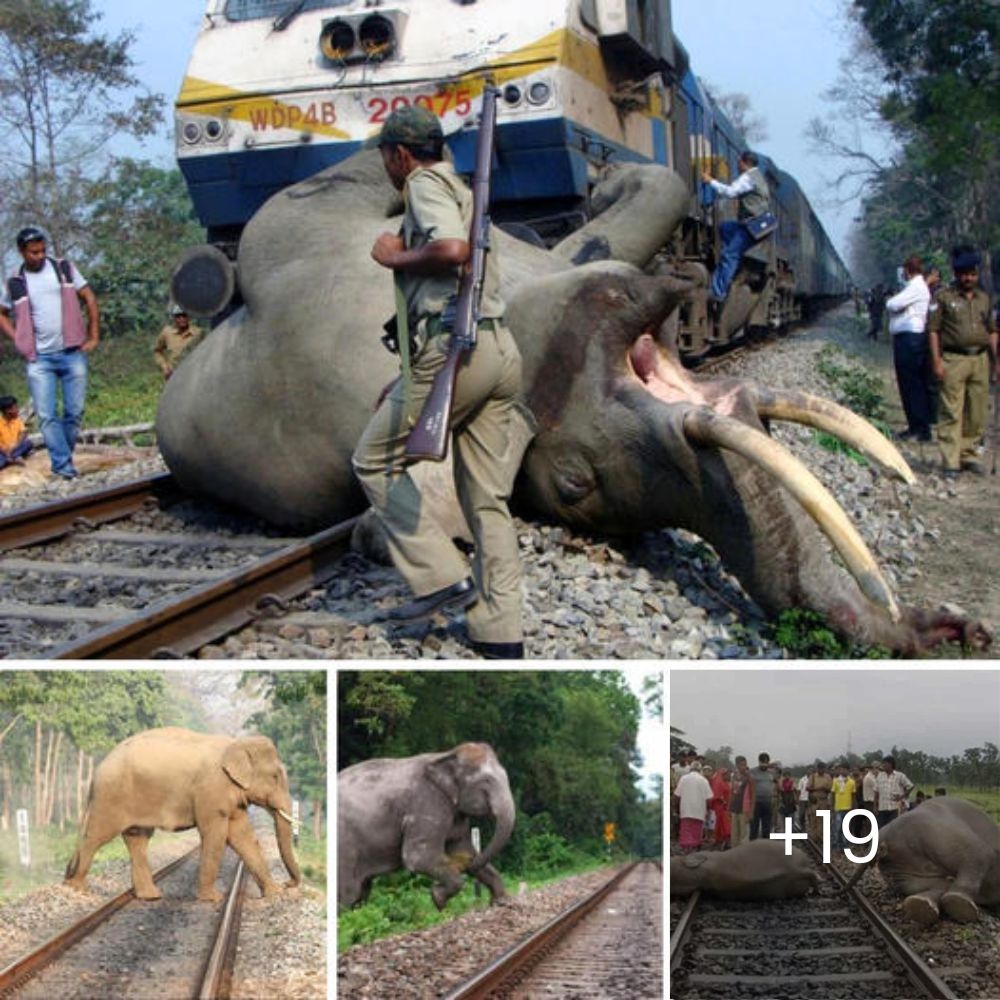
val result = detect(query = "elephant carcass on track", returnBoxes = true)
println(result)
[156,150,990,655]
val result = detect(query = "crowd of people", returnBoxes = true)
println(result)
[862,245,998,480]
[671,749,937,853]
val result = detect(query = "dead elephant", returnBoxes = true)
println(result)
[670,840,819,901]
[157,149,991,655]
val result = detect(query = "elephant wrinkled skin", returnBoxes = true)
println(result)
[338,742,515,911]
[852,797,1000,925]
[157,149,990,655]
[670,840,819,900]
[65,727,301,902]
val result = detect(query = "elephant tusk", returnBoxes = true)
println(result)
[275,808,294,824]
[683,406,901,623]
[753,387,915,485]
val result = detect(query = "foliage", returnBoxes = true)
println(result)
[0,0,163,256]
[815,344,889,424]
[81,160,205,340]
[670,725,696,760]
[770,608,892,660]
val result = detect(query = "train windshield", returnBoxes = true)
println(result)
[224,0,350,21]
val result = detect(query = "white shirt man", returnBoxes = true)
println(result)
[675,767,713,820]
[886,270,930,335]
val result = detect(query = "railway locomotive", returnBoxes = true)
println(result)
[175,0,850,357]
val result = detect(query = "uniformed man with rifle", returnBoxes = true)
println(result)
[352,95,535,659]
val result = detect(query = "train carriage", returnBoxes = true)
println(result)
[175,0,850,357]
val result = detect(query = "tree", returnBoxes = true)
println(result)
[703,84,769,144]
[81,159,204,339]
[0,0,163,255]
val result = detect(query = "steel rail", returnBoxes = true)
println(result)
[668,888,700,974]
[0,848,198,997]
[442,862,639,1000]
[0,472,181,552]
[197,861,248,1000]
[50,515,360,659]
[805,838,957,1000]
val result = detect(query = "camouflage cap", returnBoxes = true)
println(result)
[377,105,443,148]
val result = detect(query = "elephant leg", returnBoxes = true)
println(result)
[940,890,980,923]
[401,839,464,910]
[197,821,228,903]
[227,810,281,898]
[901,887,945,926]
[470,862,509,904]
[65,813,122,891]
[122,828,161,900]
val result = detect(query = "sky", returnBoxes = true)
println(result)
[671,669,1000,765]
[96,0,890,263]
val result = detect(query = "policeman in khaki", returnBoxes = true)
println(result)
[928,247,999,478]
[352,105,536,659]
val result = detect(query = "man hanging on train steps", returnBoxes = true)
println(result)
[701,151,774,304]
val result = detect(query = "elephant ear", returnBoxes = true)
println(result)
[425,752,461,808]
[679,853,711,869]
[222,742,254,790]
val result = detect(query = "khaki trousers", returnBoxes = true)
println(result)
[353,323,534,644]
[730,811,749,847]
[937,352,989,469]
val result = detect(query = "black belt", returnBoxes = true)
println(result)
[943,346,986,357]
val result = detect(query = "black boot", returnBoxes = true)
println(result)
[472,640,525,660]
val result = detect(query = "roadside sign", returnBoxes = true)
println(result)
[16,808,30,867]
[603,822,616,843]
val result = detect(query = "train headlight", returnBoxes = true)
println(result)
[320,20,355,61]
[204,119,224,142]
[359,15,394,61]
[527,81,551,105]
[181,121,202,145]
[502,84,522,106]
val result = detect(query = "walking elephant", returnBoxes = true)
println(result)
[670,840,819,900]
[848,797,1000,925]
[338,742,515,910]
[65,727,301,903]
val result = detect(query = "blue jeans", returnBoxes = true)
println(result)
[749,800,772,840]
[26,349,88,475]
[892,331,932,437]
[833,809,851,848]
[0,438,33,469]
[711,220,754,300]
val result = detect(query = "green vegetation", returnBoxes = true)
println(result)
[937,788,1000,824]
[815,345,889,425]
[770,607,892,659]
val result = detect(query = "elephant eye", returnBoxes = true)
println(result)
[554,461,595,503]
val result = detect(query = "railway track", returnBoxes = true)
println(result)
[0,849,247,1000]
[669,838,974,1000]
[445,861,662,999]
[0,473,358,659]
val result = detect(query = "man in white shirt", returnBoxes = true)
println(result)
[674,762,713,852]
[0,226,99,479]
[875,755,914,827]
[885,254,932,442]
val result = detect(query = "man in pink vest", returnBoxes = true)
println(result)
[0,226,99,479]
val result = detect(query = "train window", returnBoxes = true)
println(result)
[224,0,348,22]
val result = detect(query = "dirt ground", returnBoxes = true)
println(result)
[807,315,999,660]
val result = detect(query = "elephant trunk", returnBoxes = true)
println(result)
[273,806,302,887]
[469,789,516,873]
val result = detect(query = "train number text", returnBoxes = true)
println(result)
[367,89,472,124]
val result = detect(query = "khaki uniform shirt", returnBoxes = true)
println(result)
[154,323,203,373]
[400,161,503,324]
[928,286,995,352]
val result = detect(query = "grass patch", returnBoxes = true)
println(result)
[815,344,892,429]
[337,853,614,953]
[770,608,892,659]
[922,788,1000,823]
[0,332,167,430]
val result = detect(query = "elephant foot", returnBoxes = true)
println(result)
[489,893,513,908]
[941,891,980,923]
[64,877,88,893]
[134,886,163,901]
[902,894,940,926]
[197,887,224,903]
[260,881,282,899]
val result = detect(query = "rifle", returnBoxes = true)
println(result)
[405,83,499,461]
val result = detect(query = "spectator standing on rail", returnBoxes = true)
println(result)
[807,762,833,842]
[928,246,999,478]
[0,226,99,480]
[866,285,887,340]
[700,151,772,303]
[710,766,732,849]
[0,395,33,469]
[886,255,933,442]
[748,752,775,841]
[154,305,203,381]
[796,771,810,830]
[728,755,754,848]
[674,762,713,853]
[352,105,535,659]
[830,763,856,849]
[778,769,797,826]
[862,762,879,816]
[875,755,914,827]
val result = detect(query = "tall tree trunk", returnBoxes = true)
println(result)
[76,747,84,823]
[0,759,10,832]
[312,800,323,840]
[44,730,64,826]
[33,719,43,827]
